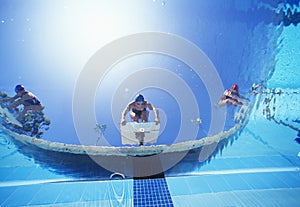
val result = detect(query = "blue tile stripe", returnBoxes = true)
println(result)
[134,178,174,207]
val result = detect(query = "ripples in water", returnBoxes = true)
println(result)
[0,133,13,148]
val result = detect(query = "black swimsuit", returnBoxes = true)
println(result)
[21,92,41,106]
[132,108,146,118]
[223,90,239,101]
[24,98,40,106]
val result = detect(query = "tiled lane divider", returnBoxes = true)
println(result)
[134,178,174,207]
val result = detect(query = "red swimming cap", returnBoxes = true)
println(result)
[232,84,238,90]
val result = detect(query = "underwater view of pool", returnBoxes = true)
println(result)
[0,0,299,206]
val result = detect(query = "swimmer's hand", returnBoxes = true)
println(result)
[155,118,160,125]
[121,119,126,126]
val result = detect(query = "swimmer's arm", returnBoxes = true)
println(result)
[238,94,250,101]
[0,94,19,103]
[11,93,34,107]
[147,102,160,123]
[120,102,134,125]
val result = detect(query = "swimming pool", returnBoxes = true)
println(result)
[1,0,300,206]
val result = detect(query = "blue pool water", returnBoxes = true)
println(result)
[1,0,300,206]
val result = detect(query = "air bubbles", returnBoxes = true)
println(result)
[17,39,25,43]
[152,0,166,7]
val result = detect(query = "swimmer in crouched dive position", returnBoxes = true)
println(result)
[218,84,248,107]
[120,94,160,126]
[1,85,44,121]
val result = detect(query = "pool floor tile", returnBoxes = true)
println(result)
[1,184,42,206]
[81,179,133,202]
[0,186,16,205]
[165,177,190,196]
[180,176,212,194]
[272,171,300,188]
[3,166,37,181]
[0,170,299,206]
[0,167,15,182]
[222,174,254,191]
[172,188,300,207]
[55,182,87,204]
[205,175,234,192]
[167,170,300,198]
[238,173,274,190]
[28,183,64,205]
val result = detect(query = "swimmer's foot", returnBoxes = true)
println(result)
[4,117,11,124]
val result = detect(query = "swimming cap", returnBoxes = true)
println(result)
[15,84,25,93]
[135,94,145,102]
[232,84,238,90]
